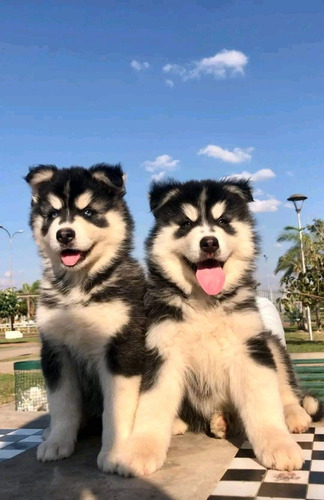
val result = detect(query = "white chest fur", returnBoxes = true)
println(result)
[147,304,264,411]
[37,299,130,359]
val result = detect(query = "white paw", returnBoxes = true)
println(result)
[210,413,227,439]
[172,417,188,435]
[37,438,75,462]
[285,404,312,434]
[255,433,303,471]
[115,436,167,477]
[97,448,120,474]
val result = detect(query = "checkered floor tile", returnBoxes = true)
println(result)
[0,428,43,462]
[208,427,324,500]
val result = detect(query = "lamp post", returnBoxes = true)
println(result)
[287,194,313,341]
[0,225,24,289]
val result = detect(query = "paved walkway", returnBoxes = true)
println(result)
[0,343,40,374]
[0,403,240,500]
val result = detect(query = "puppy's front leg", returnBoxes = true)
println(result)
[115,357,185,477]
[97,370,141,473]
[231,339,303,471]
[37,340,82,462]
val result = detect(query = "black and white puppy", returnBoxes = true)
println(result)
[114,177,322,477]
[25,163,146,472]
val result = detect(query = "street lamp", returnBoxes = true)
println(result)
[286,194,313,341]
[0,225,24,289]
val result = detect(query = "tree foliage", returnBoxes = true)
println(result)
[278,219,324,330]
[0,289,20,330]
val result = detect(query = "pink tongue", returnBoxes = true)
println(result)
[61,252,82,267]
[196,266,225,295]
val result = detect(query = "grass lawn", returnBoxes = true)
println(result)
[0,336,39,345]
[285,327,324,353]
[0,374,14,405]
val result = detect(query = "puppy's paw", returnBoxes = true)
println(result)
[115,436,167,477]
[284,404,312,434]
[172,417,188,435]
[37,438,74,462]
[255,433,303,471]
[210,413,227,439]
[97,448,120,474]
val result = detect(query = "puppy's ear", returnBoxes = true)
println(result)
[223,178,254,202]
[25,165,57,201]
[90,163,126,196]
[149,179,180,214]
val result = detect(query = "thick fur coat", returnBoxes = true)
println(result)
[25,163,146,472]
[113,178,322,477]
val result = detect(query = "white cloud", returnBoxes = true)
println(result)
[163,49,248,81]
[151,171,166,182]
[230,168,275,182]
[143,154,180,173]
[131,60,150,71]
[283,202,294,209]
[165,79,174,88]
[254,188,264,196]
[198,145,254,163]
[250,198,281,213]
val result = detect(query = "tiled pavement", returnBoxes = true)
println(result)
[208,427,324,500]
[1,425,324,499]
[0,427,43,462]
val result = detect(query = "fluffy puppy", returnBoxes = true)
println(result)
[25,163,146,472]
[113,177,322,477]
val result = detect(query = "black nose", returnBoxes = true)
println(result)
[200,236,219,253]
[56,228,75,245]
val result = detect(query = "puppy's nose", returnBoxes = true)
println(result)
[200,236,219,253]
[56,228,75,245]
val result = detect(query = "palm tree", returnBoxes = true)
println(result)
[275,220,324,282]
[274,226,311,283]
[18,280,40,319]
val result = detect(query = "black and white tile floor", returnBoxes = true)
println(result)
[0,428,43,462]
[208,427,324,500]
[1,426,323,499]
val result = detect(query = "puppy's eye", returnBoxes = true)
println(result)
[218,217,229,225]
[49,210,59,219]
[181,220,193,228]
[83,209,93,218]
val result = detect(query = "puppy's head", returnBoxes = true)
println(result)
[148,178,258,295]
[25,163,130,271]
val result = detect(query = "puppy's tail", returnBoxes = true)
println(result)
[302,394,323,422]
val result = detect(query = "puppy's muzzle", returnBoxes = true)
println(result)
[56,228,75,245]
[200,236,219,254]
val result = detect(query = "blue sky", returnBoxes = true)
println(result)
[0,0,323,291]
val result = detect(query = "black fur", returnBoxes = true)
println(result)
[179,394,209,434]
[266,332,300,393]
[40,337,63,391]
[140,348,165,392]
[246,334,276,369]
[106,321,146,377]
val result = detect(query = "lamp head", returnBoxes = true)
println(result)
[287,193,307,212]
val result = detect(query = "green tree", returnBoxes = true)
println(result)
[0,289,20,330]
[277,219,324,331]
[274,226,311,281]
